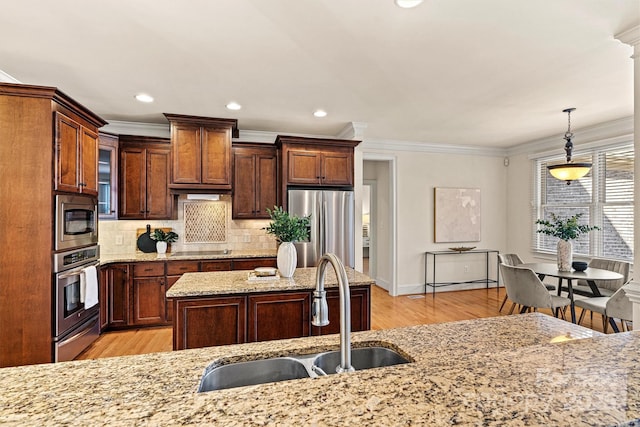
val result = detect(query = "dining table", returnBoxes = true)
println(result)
[519,263,624,324]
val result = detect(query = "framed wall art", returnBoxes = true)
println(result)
[434,187,481,243]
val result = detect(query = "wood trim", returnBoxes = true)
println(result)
[275,135,361,149]
[163,113,238,136]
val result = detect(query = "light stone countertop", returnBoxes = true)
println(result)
[100,249,277,264]
[2,313,639,426]
[167,266,374,297]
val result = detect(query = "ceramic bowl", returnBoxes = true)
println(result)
[572,261,588,272]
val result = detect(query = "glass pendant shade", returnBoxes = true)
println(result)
[547,162,591,181]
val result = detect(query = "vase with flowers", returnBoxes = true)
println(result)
[535,213,599,271]
[264,206,310,278]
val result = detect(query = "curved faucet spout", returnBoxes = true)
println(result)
[312,253,354,373]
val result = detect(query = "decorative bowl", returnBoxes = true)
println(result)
[449,246,476,252]
[572,261,588,272]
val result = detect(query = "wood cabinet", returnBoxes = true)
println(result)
[118,135,173,220]
[173,296,247,350]
[166,260,200,322]
[247,292,310,342]
[311,286,370,335]
[131,262,166,326]
[232,258,277,270]
[164,114,238,191]
[171,284,371,350]
[55,111,100,195]
[101,257,276,330]
[0,83,105,367]
[232,143,278,219]
[98,132,118,219]
[200,260,233,272]
[105,263,130,328]
[275,136,360,208]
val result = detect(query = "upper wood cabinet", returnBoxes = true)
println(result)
[275,136,360,206]
[98,132,118,219]
[118,135,173,220]
[55,112,100,195]
[164,114,238,192]
[232,143,278,219]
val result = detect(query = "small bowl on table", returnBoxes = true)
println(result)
[572,261,588,272]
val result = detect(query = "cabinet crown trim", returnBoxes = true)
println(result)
[163,113,238,137]
[275,135,361,149]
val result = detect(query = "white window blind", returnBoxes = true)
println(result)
[532,143,634,261]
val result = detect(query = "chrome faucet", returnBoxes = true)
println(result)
[311,253,354,373]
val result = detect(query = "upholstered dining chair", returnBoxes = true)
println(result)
[562,258,631,297]
[498,253,556,312]
[499,264,571,319]
[574,284,633,333]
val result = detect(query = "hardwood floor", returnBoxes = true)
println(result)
[76,286,610,360]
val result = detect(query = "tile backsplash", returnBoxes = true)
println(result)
[99,195,277,255]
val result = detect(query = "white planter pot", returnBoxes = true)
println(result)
[277,242,297,278]
[557,239,572,271]
[156,241,168,255]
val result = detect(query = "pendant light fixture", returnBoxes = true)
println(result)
[547,108,591,185]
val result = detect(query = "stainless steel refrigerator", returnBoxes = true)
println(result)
[288,189,355,268]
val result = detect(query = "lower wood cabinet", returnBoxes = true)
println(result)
[171,285,371,350]
[101,257,277,330]
[173,296,246,350]
[247,292,310,342]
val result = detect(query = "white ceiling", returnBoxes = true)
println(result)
[1,0,638,148]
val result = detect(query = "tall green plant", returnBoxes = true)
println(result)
[264,206,310,243]
[535,213,599,241]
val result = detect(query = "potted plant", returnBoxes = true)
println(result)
[264,206,310,277]
[535,213,599,271]
[150,229,179,255]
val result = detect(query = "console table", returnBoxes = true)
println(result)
[424,249,500,296]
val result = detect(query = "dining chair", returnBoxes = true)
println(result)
[563,258,631,297]
[498,253,556,312]
[499,264,571,319]
[574,284,633,333]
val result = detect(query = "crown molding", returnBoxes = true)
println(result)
[336,122,368,140]
[616,25,640,58]
[508,116,634,158]
[0,69,20,83]
[102,120,170,138]
[361,137,507,157]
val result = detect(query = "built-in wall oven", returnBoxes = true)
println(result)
[55,194,98,251]
[53,245,100,362]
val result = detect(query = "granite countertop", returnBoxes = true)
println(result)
[100,249,277,264]
[2,313,638,426]
[167,266,374,297]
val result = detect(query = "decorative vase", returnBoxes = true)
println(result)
[277,242,297,278]
[557,239,572,271]
[156,241,168,255]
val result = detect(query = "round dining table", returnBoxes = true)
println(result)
[519,263,624,323]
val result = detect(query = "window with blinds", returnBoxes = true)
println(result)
[532,143,634,261]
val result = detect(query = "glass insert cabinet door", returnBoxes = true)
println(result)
[98,133,118,219]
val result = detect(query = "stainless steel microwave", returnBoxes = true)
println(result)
[55,195,98,251]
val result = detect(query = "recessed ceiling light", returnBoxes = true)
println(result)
[134,93,154,103]
[394,0,423,8]
[226,102,242,110]
[313,109,327,118]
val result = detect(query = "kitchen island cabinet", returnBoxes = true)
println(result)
[4,314,635,425]
[167,267,372,350]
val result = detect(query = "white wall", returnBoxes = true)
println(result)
[362,147,508,295]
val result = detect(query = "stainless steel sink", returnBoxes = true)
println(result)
[312,347,410,375]
[198,345,412,392]
[198,357,310,392]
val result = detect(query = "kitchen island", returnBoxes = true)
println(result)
[167,267,373,349]
[1,313,638,425]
